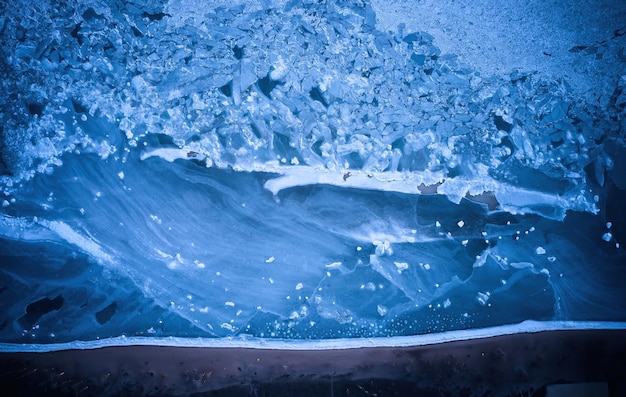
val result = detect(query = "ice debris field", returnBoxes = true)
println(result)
[0,0,625,346]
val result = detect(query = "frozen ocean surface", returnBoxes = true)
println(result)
[0,0,625,346]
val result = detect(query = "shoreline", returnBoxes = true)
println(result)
[1,323,625,396]
[1,320,625,352]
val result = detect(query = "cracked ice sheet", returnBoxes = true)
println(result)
[0,0,625,343]
[2,148,625,341]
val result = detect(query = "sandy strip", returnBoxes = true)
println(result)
[1,322,625,396]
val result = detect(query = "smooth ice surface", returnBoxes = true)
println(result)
[0,0,625,343]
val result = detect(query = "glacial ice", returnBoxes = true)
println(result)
[0,0,625,343]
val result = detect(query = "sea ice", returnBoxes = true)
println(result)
[0,0,624,343]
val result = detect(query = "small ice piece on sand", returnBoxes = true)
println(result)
[443,298,451,308]
[295,282,303,290]
[265,256,275,263]
[602,233,613,242]
[377,304,387,316]
[457,220,465,228]
[535,246,546,255]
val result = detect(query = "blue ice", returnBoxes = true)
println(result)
[0,0,625,343]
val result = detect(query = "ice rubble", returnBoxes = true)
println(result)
[1,0,623,215]
[0,0,625,342]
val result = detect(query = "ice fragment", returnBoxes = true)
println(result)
[394,261,409,271]
[476,292,490,306]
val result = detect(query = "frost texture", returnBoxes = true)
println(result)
[1,0,622,209]
[0,0,625,342]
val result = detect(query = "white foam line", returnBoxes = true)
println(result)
[138,151,595,219]
[140,149,445,195]
[262,166,587,218]
[38,220,114,265]
[1,320,625,353]
[262,166,443,196]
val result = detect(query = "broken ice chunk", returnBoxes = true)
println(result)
[394,261,409,272]
[476,291,490,306]
[373,240,392,256]
[220,323,235,332]
[269,57,288,80]
[325,261,342,269]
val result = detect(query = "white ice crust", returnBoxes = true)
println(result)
[1,321,625,353]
